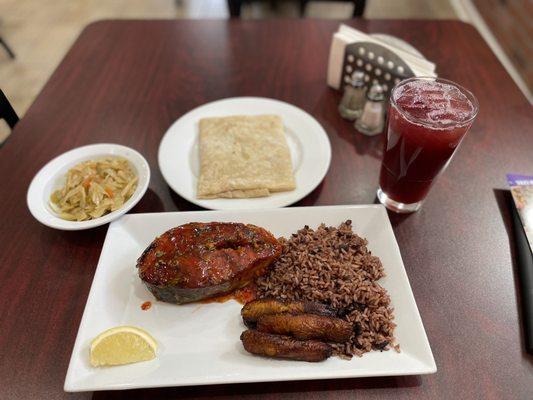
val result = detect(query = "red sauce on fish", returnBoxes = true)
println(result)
[137,223,280,289]
[141,301,152,310]
[235,285,257,304]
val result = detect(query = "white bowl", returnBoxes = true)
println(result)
[27,143,150,230]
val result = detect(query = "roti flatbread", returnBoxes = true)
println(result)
[197,115,295,199]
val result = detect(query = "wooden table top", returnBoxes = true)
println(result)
[1,19,532,399]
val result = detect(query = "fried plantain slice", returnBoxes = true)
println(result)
[256,313,353,343]
[241,298,336,327]
[240,329,331,362]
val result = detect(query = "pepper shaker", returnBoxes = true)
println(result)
[355,83,386,136]
[338,71,366,121]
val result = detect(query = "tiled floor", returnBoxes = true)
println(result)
[0,0,458,142]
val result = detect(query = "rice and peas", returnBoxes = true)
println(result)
[256,220,398,358]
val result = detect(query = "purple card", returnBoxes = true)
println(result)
[507,174,533,253]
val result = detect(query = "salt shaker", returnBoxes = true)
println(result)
[338,71,366,120]
[355,83,386,136]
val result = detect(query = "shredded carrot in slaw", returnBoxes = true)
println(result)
[49,157,137,221]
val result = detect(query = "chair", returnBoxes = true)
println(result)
[0,89,19,130]
[227,0,366,18]
[300,0,366,17]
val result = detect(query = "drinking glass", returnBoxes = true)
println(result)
[377,77,479,213]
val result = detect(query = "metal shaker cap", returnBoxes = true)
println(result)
[350,71,365,87]
[367,82,384,101]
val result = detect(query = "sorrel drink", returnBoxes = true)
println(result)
[377,77,478,213]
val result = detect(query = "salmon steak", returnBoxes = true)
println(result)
[137,222,281,304]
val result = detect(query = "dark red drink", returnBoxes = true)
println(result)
[378,78,478,212]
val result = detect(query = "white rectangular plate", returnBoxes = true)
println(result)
[65,205,436,392]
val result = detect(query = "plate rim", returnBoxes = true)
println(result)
[64,204,436,392]
[26,143,151,231]
[157,96,332,210]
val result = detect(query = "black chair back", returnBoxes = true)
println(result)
[0,89,19,130]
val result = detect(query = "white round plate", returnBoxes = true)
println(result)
[27,143,150,230]
[158,97,331,210]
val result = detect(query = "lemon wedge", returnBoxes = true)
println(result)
[90,326,157,367]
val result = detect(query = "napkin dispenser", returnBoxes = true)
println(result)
[327,24,437,96]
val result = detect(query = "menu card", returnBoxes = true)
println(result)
[508,174,533,253]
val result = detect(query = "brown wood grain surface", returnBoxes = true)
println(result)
[0,19,532,400]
